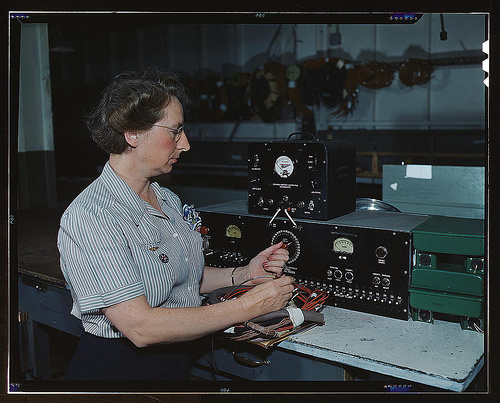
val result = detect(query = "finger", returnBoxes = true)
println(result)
[269,249,289,259]
[263,266,282,278]
[276,275,294,285]
[267,250,289,262]
[263,259,286,272]
[282,285,294,299]
[258,242,284,257]
[267,255,288,265]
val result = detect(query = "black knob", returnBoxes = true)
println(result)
[419,254,432,266]
[311,179,323,189]
[471,259,483,271]
[418,310,431,322]
[375,246,388,259]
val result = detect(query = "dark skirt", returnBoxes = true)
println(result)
[65,332,193,381]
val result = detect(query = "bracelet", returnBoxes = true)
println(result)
[231,266,239,286]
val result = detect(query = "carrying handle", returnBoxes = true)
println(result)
[287,132,317,142]
[232,352,270,367]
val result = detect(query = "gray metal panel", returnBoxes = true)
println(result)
[18,278,83,337]
[199,200,429,233]
[328,210,429,233]
[281,306,484,392]
[382,165,485,219]
[199,199,249,215]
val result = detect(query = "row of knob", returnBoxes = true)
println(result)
[218,251,247,264]
[256,196,315,210]
[327,269,391,287]
[295,278,402,305]
[250,154,320,170]
[332,286,403,305]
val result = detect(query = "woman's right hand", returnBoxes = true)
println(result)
[238,275,295,318]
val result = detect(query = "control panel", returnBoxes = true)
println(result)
[248,139,356,220]
[199,204,419,320]
[320,227,411,319]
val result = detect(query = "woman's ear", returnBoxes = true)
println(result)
[124,131,139,148]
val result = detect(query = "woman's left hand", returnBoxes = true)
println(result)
[244,242,289,284]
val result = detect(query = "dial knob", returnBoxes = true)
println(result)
[252,154,260,168]
[311,179,323,189]
[271,230,301,264]
[375,246,388,259]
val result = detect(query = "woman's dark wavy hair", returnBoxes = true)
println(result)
[85,69,190,154]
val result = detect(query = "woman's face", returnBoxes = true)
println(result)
[134,98,190,177]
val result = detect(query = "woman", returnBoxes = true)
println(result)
[57,69,293,381]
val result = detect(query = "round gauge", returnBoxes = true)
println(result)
[274,155,294,178]
[225,224,242,239]
[333,237,354,254]
[271,230,301,263]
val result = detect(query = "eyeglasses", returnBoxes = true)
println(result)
[153,124,186,142]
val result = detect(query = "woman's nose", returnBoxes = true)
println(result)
[178,130,190,151]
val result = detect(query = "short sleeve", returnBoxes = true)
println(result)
[58,203,145,314]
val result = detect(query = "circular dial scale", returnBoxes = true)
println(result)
[271,230,301,263]
[333,237,354,254]
[225,224,242,239]
[274,155,295,178]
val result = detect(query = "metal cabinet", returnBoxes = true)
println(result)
[191,338,345,382]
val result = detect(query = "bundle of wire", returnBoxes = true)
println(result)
[207,279,328,342]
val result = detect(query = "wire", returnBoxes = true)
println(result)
[283,207,298,227]
[208,282,328,342]
[439,14,448,41]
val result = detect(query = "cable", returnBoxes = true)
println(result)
[440,14,448,41]
[266,24,284,58]
[208,282,328,342]
[283,207,298,227]
[267,206,301,229]
[208,275,276,305]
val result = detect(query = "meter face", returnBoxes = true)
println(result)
[225,224,242,239]
[333,237,354,254]
[274,155,294,178]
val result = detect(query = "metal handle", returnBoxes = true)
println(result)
[287,132,317,141]
[232,352,270,367]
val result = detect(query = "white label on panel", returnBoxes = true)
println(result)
[405,165,432,179]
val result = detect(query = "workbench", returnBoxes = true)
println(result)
[190,305,484,392]
[281,306,484,391]
[14,209,486,392]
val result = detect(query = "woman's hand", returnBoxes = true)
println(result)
[238,275,295,317]
[240,242,289,285]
